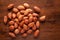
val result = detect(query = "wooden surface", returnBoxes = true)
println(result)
[0,0,60,40]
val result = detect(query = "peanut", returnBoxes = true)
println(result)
[17,12,21,17]
[28,22,34,28]
[24,19,29,24]
[22,33,27,37]
[14,29,19,34]
[33,17,37,22]
[8,4,14,9]
[23,3,30,8]
[18,15,24,21]
[14,18,19,23]
[21,29,25,33]
[34,30,39,37]
[33,6,41,12]
[19,21,24,27]
[13,8,18,13]
[4,16,8,24]
[9,32,16,37]
[12,13,16,18]
[14,23,18,28]
[32,25,36,30]
[33,13,39,17]
[23,24,28,30]
[8,21,14,25]
[17,5,25,10]
[8,12,12,19]
[36,21,40,28]
[29,15,33,23]
[20,10,25,14]
[9,25,15,31]
[39,16,46,21]
[27,29,32,34]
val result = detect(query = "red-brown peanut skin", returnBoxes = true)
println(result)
[32,25,36,31]
[27,29,32,34]
[29,15,33,23]
[8,4,14,9]
[8,12,12,19]
[18,26,22,32]
[39,16,46,21]
[22,33,27,38]
[18,15,24,21]
[17,5,25,10]
[9,25,15,31]
[33,13,39,17]
[9,32,16,37]
[33,17,37,22]
[36,21,40,28]
[20,29,25,34]
[14,23,18,28]
[8,21,14,25]
[19,21,24,27]
[14,29,19,34]
[23,24,28,31]
[4,16,8,24]
[33,6,41,12]
[23,3,30,8]
[12,13,16,19]
[28,22,34,28]
[13,8,18,13]
[24,19,29,24]
[34,30,40,37]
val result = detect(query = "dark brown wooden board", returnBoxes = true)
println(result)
[0,0,60,40]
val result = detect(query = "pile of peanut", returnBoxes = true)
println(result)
[4,3,46,38]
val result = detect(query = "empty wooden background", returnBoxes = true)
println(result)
[0,0,60,40]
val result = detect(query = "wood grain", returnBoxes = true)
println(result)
[0,0,60,40]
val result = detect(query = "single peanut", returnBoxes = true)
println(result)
[9,25,15,31]
[20,10,25,14]
[33,17,37,22]
[29,15,33,23]
[8,12,12,19]
[23,24,28,31]
[14,29,19,34]
[23,17,28,20]
[39,16,46,21]
[24,9,33,15]
[34,30,39,37]
[21,29,25,33]
[17,5,25,10]
[17,12,21,17]
[27,29,32,34]
[33,6,41,12]
[13,8,18,13]
[33,13,39,17]
[8,21,14,25]
[18,15,24,21]
[28,22,34,28]
[12,13,16,18]
[23,3,30,8]
[22,33,27,38]
[36,21,40,28]
[19,21,24,27]
[14,18,19,23]
[28,13,32,17]
[32,25,36,30]
[24,19,29,24]
[14,23,18,28]
[18,26,22,32]
[9,32,16,37]
[8,4,14,9]
[4,16,8,24]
